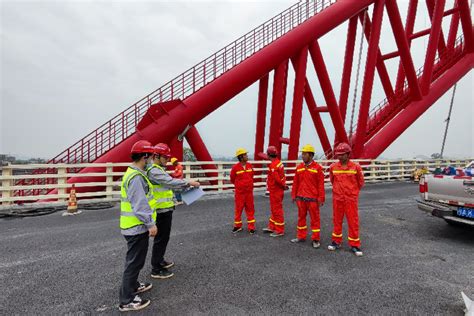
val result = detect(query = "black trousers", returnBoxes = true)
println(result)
[151,211,173,272]
[119,232,149,305]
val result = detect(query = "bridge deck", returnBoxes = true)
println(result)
[0,182,472,314]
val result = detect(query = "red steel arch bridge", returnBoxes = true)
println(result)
[17,0,474,195]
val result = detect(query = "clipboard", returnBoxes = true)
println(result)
[181,187,205,205]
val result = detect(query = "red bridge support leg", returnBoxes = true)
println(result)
[185,126,217,184]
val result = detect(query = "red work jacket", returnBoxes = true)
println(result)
[230,162,254,193]
[329,160,365,201]
[267,159,286,191]
[291,160,325,203]
[172,164,183,179]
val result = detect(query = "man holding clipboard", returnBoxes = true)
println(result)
[147,143,200,279]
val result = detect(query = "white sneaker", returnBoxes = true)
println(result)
[119,295,151,312]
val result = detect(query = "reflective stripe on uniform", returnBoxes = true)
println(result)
[307,169,318,173]
[297,168,305,172]
[348,236,360,241]
[332,232,343,237]
[236,170,245,174]
[234,220,243,224]
[297,225,307,230]
[311,229,320,232]
[332,170,357,174]
[248,219,256,223]
[274,221,285,226]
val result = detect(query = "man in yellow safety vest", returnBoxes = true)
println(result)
[147,143,200,279]
[119,140,156,312]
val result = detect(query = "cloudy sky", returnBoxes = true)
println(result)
[1,0,472,159]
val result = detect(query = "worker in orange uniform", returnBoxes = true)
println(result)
[291,144,325,248]
[328,142,365,256]
[262,146,286,237]
[170,157,184,205]
[230,148,256,234]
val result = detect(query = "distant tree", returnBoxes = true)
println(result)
[431,153,442,159]
[183,147,196,162]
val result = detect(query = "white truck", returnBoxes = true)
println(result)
[417,161,474,226]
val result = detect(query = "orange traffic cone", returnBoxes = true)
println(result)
[63,184,81,216]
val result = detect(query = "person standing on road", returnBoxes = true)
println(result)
[230,148,256,234]
[290,144,325,248]
[119,140,156,312]
[262,146,286,237]
[170,157,184,205]
[328,142,365,256]
[147,143,200,279]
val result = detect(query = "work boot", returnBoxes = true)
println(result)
[269,232,284,238]
[312,240,321,249]
[133,282,152,295]
[232,227,243,233]
[160,260,174,269]
[262,227,273,233]
[328,241,341,251]
[119,295,151,312]
[351,247,363,257]
[290,238,305,243]
[151,269,174,279]
[249,229,256,235]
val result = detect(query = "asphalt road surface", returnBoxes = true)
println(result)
[0,182,473,315]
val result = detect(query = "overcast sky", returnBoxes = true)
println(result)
[1,0,472,159]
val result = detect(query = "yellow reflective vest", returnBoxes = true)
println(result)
[120,167,156,230]
[147,164,175,210]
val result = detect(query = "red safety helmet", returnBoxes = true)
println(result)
[130,140,154,154]
[266,146,278,156]
[334,142,352,156]
[153,143,171,158]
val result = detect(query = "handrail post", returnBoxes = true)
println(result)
[185,164,191,180]
[106,163,114,200]
[1,163,13,205]
[57,166,67,202]
[217,163,223,192]
[387,161,391,181]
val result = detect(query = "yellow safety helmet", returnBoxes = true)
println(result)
[235,148,248,157]
[170,157,178,164]
[300,144,315,153]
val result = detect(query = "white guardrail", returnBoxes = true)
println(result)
[0,159,471,209]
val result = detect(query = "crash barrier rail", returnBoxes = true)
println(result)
[0,158,471,208]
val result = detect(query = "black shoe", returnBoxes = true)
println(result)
[160,260,174,269]
[232,227,243,233]
[133,282,152,295]
[249,230,255,235]
[262,227,273,233]
[119,295,151,312]
[151,269,174,279]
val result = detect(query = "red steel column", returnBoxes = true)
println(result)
[457,0,474,52]
[169,136,183,162]
[339,16,358,123]
[303,78,333,157]
[353,0,385,157]
[288,47,308,161]
[362,53,474,158]
[309,40,349,145]
[425,0,447,55]
[385,0,422,100]
[395,0,418,92]
[421,0,447,94]
[269,60,289,155]
[185,126,218,184]
[446,1,460,50]
[360,9,395,100]
[254,74,269,159]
